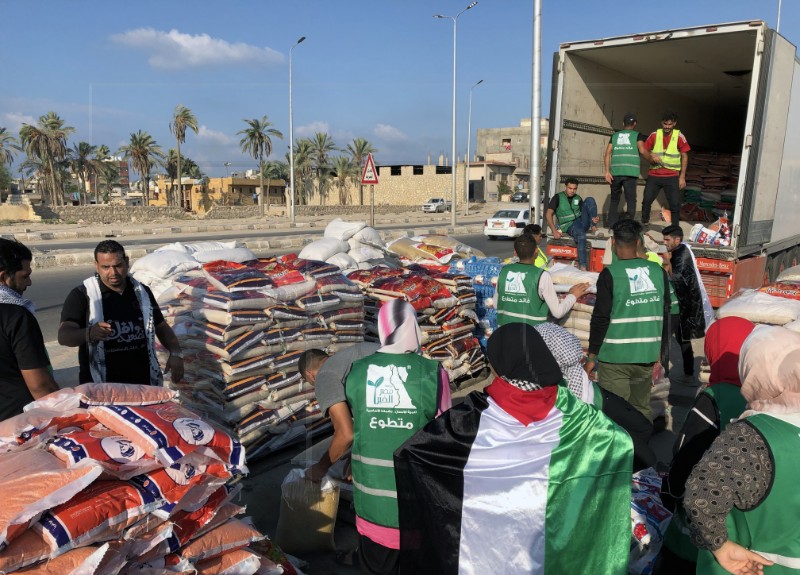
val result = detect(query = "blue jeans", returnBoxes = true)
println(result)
[565,197,597,268]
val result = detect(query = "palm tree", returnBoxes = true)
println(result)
[0,127,21,168]
[287,138,314,205]
[262,160,289,206]
[117,130,165,205]
[19,112,75,206]
[169,105,199,207]
[238,116,283,215]
[92,145,111,204]
[346,137,378,206]
[96,161,119,204]
[331,156,357,206]
[68,141,99,205]
[310,132,337,204]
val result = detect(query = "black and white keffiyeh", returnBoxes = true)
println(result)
[0,284,36,314]
[535,322,594,404]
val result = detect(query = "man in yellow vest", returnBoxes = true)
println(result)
[641,111,691,227]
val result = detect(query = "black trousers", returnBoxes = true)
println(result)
[359,534,399,575]
[672,313,694,376]
[642,175,681,225]
[607,175,638,227]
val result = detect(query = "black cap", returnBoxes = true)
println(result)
[623,113,637,125]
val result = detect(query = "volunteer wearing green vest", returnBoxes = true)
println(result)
[655,317,755,575]
[345,298,451,575]
[495,235,589,327]
[641,111,691,227]
[586,219,671,419]
[545,178,600,270]
[685,326,800,575]
[604,113,649,228]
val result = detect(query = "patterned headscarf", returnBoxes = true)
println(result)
[535,322,593,402]
[487,323,562,391]
[739,325,800,414]
[377,298,422,354]
[0,284,36,314]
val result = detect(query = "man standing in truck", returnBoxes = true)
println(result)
[545,177,600,270]
[641,111,691,227]
[604,113,649,227]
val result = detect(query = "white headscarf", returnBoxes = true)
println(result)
[739,325,800,418]
[377,299,422,354]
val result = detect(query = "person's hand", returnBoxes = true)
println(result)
[553,229,563,239]
[568,282,591,298]
[165,354,184,383]
[591,215,600,224]
[583,358,597,376]
[305,461,328,483]
[661,250,672,263]
[89,321,113,342]
[679,176,687,190]
[604,172,613,184]
[711,540,773,575]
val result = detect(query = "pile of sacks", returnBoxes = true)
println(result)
[294,218,387,274]
[385,235,485,269]
[717,264,800,332]
[0,383,300,575]
[449,257,502,348]
[130,241,368,462]
[347,264,487,387]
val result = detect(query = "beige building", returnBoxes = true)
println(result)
[475,118,549,192]
[149,175,286,214]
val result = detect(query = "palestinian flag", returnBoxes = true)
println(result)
[394,384,632,575]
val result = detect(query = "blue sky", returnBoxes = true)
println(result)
[1,1,796,177]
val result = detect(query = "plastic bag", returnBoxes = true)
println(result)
[274,468,339,555]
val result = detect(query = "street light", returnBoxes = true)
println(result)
[224,162,231,178]
[289,35,306,225]
[435,0,478,227]
[464,79,483,216]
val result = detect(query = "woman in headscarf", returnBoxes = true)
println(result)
[344,298,450,575]
[394,322,633,574]
[535,322,657,470]
[656,317,755,573]
[683,326,800,574]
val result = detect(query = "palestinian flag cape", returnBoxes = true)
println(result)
[394,384,632,575]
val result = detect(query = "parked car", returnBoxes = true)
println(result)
[421,198,452,213]
[511,191,529,203]
[484,208,531,239]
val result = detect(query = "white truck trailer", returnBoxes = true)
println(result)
[544,20,800,305]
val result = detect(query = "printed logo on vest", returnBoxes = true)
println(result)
[626,266,657,294]
[366,364,417,410]
[616,132,631,145]
[173,417,214,445]
[504,271,527,294]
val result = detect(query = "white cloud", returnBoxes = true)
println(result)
[374,123,408,142]
[2,112,37,132]
[296,121,330,138]
[111,28,284,70]
[196,125,233,145]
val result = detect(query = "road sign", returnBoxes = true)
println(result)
[361,153,379,185]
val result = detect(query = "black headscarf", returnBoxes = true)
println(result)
[487,323,563,391]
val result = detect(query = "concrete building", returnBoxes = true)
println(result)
[149,175,286,214]
[475,118,549,193]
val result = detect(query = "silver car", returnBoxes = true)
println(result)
[484,208,531,239]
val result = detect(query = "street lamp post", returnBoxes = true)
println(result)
[464,79,483,216]
[435,1,478,228]
[224,162,231,178]
[289,35,306,225]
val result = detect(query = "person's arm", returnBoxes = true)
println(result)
[661,268,672,366]
[537,272,586,319]
[21,367,59,399]
[437,365,452,416]
[155,321,184,383]
[586,269,612,371]
[58,287,113,347]
[545,207,561,239]
[679,151,688,190]
[306,401,354,482]
[604,142,614,184]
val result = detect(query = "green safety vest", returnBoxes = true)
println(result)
[668,278,680,315]
[345,351,439,529]
[598,259,665,364]
[496,263,549,327]
[555,192,582,232]
[663,383,746,562]
[696,414,800,574]
[534,247,549,269]
[609,130,641,177]
[650,129,682,172]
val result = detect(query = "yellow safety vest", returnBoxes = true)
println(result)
[651,129,682,172]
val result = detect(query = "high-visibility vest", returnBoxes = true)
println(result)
[555,192,582,232]
[609,130,641,177]
[650,129,682,172]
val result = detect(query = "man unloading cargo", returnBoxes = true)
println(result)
[641,111,691,227]
[545,178,600,270]
[604,113,649,227]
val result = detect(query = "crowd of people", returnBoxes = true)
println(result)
[2,184,797,574]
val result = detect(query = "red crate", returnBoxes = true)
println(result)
[589,248,605,272]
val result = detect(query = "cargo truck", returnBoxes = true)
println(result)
[544,20,800,306]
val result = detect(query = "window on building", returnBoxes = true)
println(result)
[489,172,496,181]
[502,138,511,150]
[391,166,401,176]
[501,174,508,183]
[413,165,424,175]
[435,166,452,175]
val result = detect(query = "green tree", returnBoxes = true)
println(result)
[0,163,12,193]
[346,137,378,206]
[117,130,165,205]
[19,112,75,206]
[169,105,199,207]
[331,156,356,206]
[238,116,283,215]
[262,161,289,206]
[0,127,22,168]
[287,138,313,205]
[311,132,337,205]
[68,141,99,205]
[92,145,111,204]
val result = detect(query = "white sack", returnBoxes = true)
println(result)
[299,238,350,262]
[323,218,367,241]
[130,251,200,279]
[194,247,257,264]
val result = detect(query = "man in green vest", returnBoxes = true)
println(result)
[641,111,691,227]
[585,219,671,419]
[545,178,600,270]
[604,113,649,228]
[496,235,589,327]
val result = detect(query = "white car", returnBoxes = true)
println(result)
[484,208,530,239]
